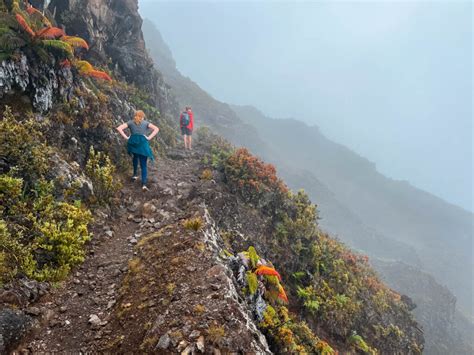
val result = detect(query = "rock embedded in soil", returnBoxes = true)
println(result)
[156,333,171,349]
[141,202,157,218]
[196,336,205,352]
[25,307,41,316]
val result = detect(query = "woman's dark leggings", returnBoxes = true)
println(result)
[132,154,148,186]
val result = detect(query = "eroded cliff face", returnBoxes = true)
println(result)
[48,0,178,116]
[0,55,74,112]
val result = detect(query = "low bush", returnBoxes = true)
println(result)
[0,176,92,282]
[0,107,49,190]
[0,108,93,283]
[85,146,120,206]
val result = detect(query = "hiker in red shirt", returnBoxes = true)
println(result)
[180,106,194,150]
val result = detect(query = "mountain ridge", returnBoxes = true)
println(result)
[0,1,427,353]
[141,17,473,353]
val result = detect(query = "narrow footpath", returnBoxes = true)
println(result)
[20,148,203,353]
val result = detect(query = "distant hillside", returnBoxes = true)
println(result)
[142,18,473,353]
[231,104,474,319]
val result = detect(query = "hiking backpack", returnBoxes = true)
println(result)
[181,112,190,126]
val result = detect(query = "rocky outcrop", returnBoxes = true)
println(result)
[0,55,74,112]
[373,259,474,354]
[48,0,178,117]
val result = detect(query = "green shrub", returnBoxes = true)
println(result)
[85,146,120,206]
[0,219,35,285]
[246,271,258,295]
[0,176,92,282]
[349,333,377,354]
[29,183,92,280]
[259,305,333,354]
[0,107,49,190]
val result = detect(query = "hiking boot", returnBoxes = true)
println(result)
[142,185,149,192]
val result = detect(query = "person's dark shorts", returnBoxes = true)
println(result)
[181,127,192,136]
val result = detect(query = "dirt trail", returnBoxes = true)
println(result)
[19,148,202,353]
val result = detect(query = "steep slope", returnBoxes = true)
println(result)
[232,104,473,319]
[373,260,473,355]
[1,1,424,354]
[21,150,271,353]
[47,0,178,118]
[141,19,414,265]
[141,18,473,353]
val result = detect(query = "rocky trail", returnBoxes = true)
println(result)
[18,148,202,352]
[17,146,269,354]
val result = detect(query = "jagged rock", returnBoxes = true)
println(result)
[196,336,205,352]
[162,188,174,196]
[0,279,50,307]
[142,202,157,218]
[105,230,114,238]
[0,308,31,353]
[181,344,194,355]
[189,330,200,339]
[156,333,171,350]
[88,314,102,327]
[167,150,188,160]
[177,340,189,352]
[47,154,93,201]
[48,0,179,112]
[128,201,141,213]
[25,307,41,316]
[0,55,74,112]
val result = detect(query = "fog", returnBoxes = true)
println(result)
[139,0,472,212]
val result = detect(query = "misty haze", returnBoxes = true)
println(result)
[141,0,472,213]
[0,0,472,354]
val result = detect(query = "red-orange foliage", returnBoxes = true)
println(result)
[255,265,282,280]
[87,70,112,82]
[62,36,89,50]
[277,284,289,303]
[15,14,35,37]
[25,4,52,27]
[26,5,36,15]
[226,148,288,196]
[36,27,65,39]
[340,250,369,266]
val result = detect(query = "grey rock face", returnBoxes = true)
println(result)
[48,0,179,116]
[0,56,74,112]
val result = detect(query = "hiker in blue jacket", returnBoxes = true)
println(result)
[116,110,159,191]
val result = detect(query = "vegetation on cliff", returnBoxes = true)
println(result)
[201,131,424,353]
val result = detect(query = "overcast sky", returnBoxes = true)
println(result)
[139,0,473,212]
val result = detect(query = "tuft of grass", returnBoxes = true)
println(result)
[166,282,176,296]
[200,168,213,181]
[183,217,204,231]
[207,324,225,345]
[194,304,206,315]
[195,242,206,252]
[128,258,142,273]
